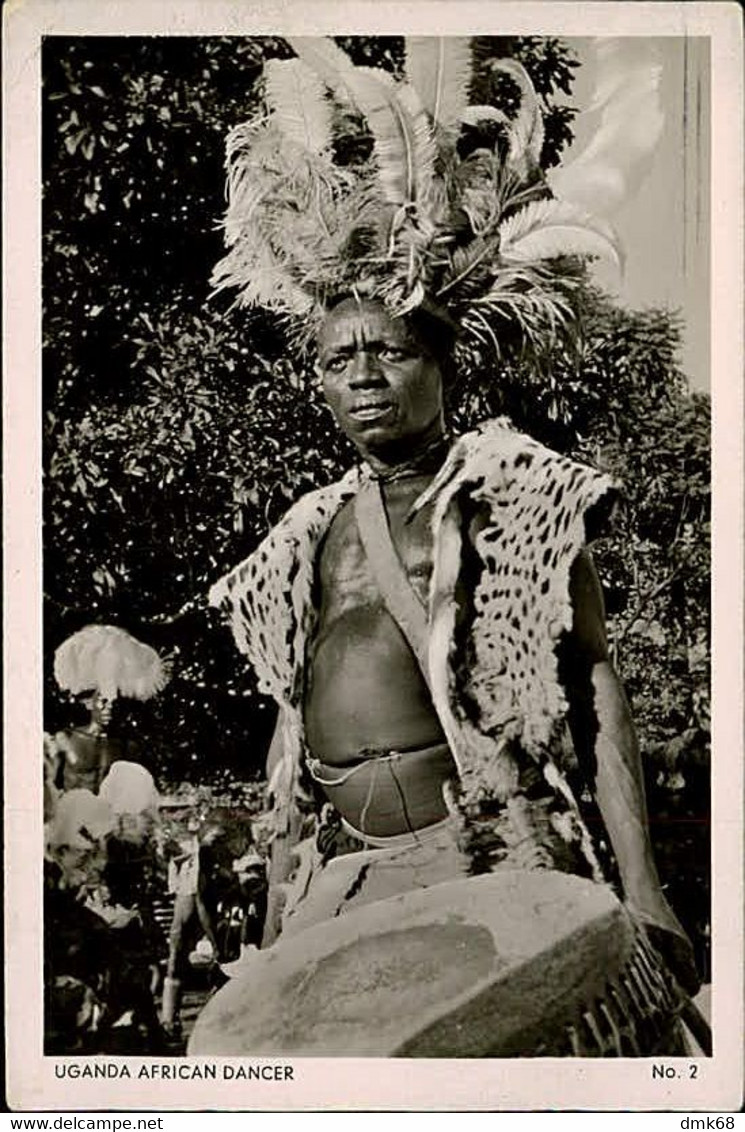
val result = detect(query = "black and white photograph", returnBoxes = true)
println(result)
[4,0,743,1114]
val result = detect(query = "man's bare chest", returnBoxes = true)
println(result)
[317,481,435,620]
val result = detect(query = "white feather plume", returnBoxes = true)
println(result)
[499,198,623,271]
[490,58,545,168]
[404,36,472,128]
[264,58,333,155]
[286,36,360,104]
[53,625,170,701]
[210,35,645,346]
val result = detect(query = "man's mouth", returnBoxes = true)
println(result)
[347,401,395,423]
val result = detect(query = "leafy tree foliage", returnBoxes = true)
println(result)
[43,37,709,963]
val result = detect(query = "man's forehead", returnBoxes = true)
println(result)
[317,299,421,354]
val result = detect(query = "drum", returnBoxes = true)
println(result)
[188,871,683,1057]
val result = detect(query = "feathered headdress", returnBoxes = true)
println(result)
[53,624,171,702]
[211,37,660,352]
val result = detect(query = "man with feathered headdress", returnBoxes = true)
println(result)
[201,38,700,1057]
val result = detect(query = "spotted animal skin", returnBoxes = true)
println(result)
[209,419,617,870]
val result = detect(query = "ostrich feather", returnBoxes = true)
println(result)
[404,36,472,128]
[221,123,288,244]
[264,58,332,155]
[53,625,170,701]
[286,36,360,104]
[459,105,510,129]
[501,224,619,270]
[337,65,438,210]
[212,244,315,317]
[498,198,623,270]
[220,167,385,313]
[546,39,664,216]
[288,37,437,211]
[213,121,350,313]
[490,58,545,168]
[498,197,617,247]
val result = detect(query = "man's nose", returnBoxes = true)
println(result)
[348,350,385,386]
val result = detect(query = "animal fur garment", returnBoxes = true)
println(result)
[209,419,617,874]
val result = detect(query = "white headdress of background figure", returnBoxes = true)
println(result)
[53,624,171,703]
[99,761,161,846]
[211,36,664,353]
[45,788,115,890]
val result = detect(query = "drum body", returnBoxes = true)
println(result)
[188,870,684,1057]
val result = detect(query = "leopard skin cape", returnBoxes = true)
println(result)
[209,418,618,873]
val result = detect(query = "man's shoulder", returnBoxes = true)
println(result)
[444,418,616,506]
[422,417,618,554]
[451,418,581,480]
[277,467,360,531]
[208,468,360,610]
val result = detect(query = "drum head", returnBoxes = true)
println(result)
[188,871,634,1057]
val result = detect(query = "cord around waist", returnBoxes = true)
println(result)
[307,741,456,841]
[306,741,453,786]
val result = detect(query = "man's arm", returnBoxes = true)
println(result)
[566,549,700,994]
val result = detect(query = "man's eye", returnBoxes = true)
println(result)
[380,347,409,363]
[323,356,348,374]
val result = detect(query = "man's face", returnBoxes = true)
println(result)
[316,299,444,458]
[83,692,114,730]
